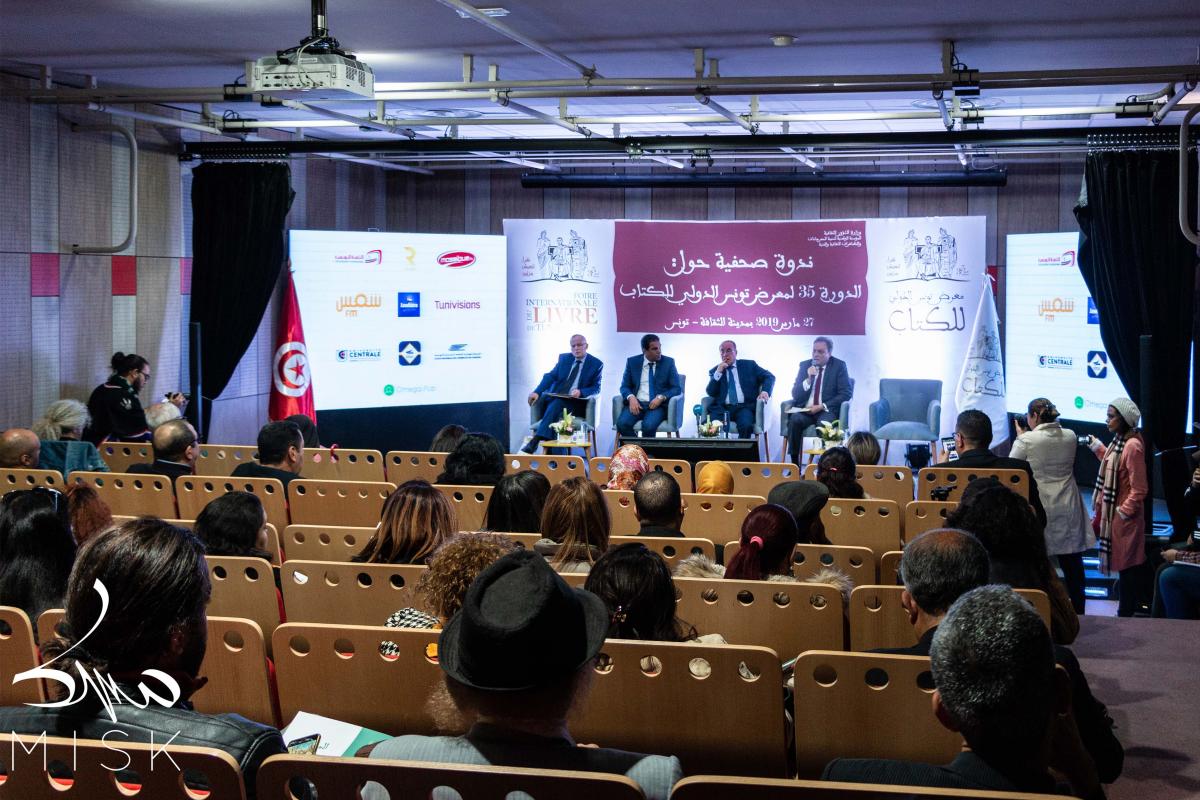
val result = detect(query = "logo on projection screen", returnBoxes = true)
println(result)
[1087,298,1099,324]
[398,341,422,366]
[1037,250,1075,267]
[397,293,421,317]
[1087,351,1108,379]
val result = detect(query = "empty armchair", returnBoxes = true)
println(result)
[868,379,942,461]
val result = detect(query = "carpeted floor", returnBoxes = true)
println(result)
[1073,615,1200,800]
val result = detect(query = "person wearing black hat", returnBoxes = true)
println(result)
[363,550,682,799]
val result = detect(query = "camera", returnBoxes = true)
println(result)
[930,484,958,502]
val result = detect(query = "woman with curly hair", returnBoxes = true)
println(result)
[435,433,506,487]
[353,480,456,564]
[64,484,113,546]
[606,444,650,490]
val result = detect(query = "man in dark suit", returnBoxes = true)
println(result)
[788,336,852,465]
[127,418,197,482]
[952,409,1047,529]
[824,585,1103,799]
[523,334,604,453]
[704,340,774,439]
[617,334,682,438]
[632,471,685,537]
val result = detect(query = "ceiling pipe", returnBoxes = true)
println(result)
[695,93,757,133]
[493,94,593,136]
[780,147,822,170]
[86,102,229,137]
[71,123,137,254]
[318,151,434,175]
[1179,106,1200,246]
[520,170,1007,189]
[278,98,421,138]
[1152,81,1197,125]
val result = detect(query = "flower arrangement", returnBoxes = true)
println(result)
[549,409,576,440]
[816,419,844,447]
[697,417,725,438]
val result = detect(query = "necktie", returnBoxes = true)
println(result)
[648,361,657,396]
[563,359,582,392]
[726,366,738,405]
[812,366,824,407]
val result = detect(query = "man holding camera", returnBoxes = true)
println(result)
[951,409,1046,529]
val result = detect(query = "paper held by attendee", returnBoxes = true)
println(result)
[282,711,390,757]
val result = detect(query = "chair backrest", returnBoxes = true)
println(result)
[917,467,1029,501]
[302,448,386,482]
[793,650,960,778]
[904,500,959,541]
[191,616,278,726]
[591,457,694,491]
[280,560,427,626]
[878,378,943,422]
[694,461,799,499]
[176,475,289,532]
[680,493,766,541]
[879,550,903,585]
[674,577,844,658]
[384,450,447,484]
[205,556,281,655]
[434,484,494,531]
[193,443,259,475]
[283,524,375,562]
[98,441,153,473]
[289,479,395,527]
[671,776,1067,799]
[577,640,787,777]
[69,471,177,518]
[257,755,645,800]
[0,606,43,705]
[820,498,902,559]
[723,542,877,585]
[0,468,65,496]
[856,466,915,507]
[609,535,715,570]
[0,734,245,799]
[505,452,589,484]
[272,624,441,735]
[603,489,638,533]
[848,585,1052,651]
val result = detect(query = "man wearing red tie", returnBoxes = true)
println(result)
[788,337,853,466]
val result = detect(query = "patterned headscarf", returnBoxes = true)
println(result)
[607,444,650,490]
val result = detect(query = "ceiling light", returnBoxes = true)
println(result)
[412,108,485,119]
[911,97,1002,111]
[455,6,509,17]
[770,34,795,47]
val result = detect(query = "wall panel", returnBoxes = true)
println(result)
[306,158,337,230]
[0,76,32,254]
[570,186,624,220]
[58,254,112,402]
[820,185,879,220]
[0,254,33,426]
[490,170,542,233]
[996,162,1061,265]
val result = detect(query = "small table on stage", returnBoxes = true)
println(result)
[539,439,593,462]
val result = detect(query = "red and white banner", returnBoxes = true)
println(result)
[269,271,316,421]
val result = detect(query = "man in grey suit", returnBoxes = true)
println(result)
[788,336,853,466]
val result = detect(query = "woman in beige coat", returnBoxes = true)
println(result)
[1012,398,1092,614]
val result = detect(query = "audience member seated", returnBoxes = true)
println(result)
[947,477,1079,645]
[144,400,183,429]
[32,399,109,475]
[363,550,682,800]
[353,479,456,564]
[632,471,685,538]
[64,484,114,546]
[381,531,521,640]
[435,432,505,487]
[535,476,610,573]
[607,443,649,490]
[0,427,40,469]
[696,460,734,494]
[126,418,198,482]
[823,585,1103,800]
[808,446,866,544]
[767,480,833,545]
[0,488,75,635]
[845,431,882,467]
[874,528,1123,785]
[231,420,304,488]
[1158,456,1200,619]
[484,470,551,532]
[0,518,286,798]
[429,424,467,453]
[194,491,273,561]
[286,413,321,448]
[949,409,1047,528]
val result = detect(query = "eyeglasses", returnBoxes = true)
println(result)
[2,486,64,513]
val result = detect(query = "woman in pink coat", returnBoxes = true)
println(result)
[1088,397,1148,617]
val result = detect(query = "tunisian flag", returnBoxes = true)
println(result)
[269,271,316,421]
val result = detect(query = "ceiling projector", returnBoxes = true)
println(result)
[250,53,374,99]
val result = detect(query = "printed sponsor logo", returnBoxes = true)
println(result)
[1037,355,1074,369]
[1037,297,1076,321]
[336,293,382,317]
[434,299,481,311]
[1036,250,1075,267]
[383,384,395,396]
[398,341,422,366]
[1075,396,1085,409]
[336,349,381,363]
[397,292,421,317]
[334,249,383,264]
[437,250,476,268]
[434,343,482,362]
[1087,351,1108,379]
[1087,297,1099,324]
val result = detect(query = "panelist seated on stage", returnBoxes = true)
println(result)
[523,334,603,454]
[704,339,774,439]
[788,336,853,465]
[617,334,682,438]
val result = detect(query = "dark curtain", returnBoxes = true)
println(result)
[188,163,294,437]
[1074,149,1198,537]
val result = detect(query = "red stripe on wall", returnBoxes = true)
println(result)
[30,253,60,297]
[180,257,192,295]
[112,256,137,296]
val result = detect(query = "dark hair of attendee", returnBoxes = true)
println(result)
[41,517,209,686]
[110,352,148,376]
[65,484,113,546]
[900,528,991,616]
[429,424,468,453]
[815,446,864,499]
[845,431,881,467]
[257,420,303,464]
[946,477,1053,587]
[814,336,833,352]
[285,414,321,448]
[484,470,551,533]
[194,491,272,561]
[585,543,698,641]
[353,480,456,564]
[0,489,76,625]
[955,409,993,449]
[640,333,660,352]
[540,476,610,569]
[633,471,681,526]
[1026,398,1061,425]
[725,503,799,580]
[155,418,197,461]
[436,432,505,486]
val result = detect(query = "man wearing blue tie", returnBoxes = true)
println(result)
[523,334,603,453]
[617,334,682,438]
[705,340,775,438]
